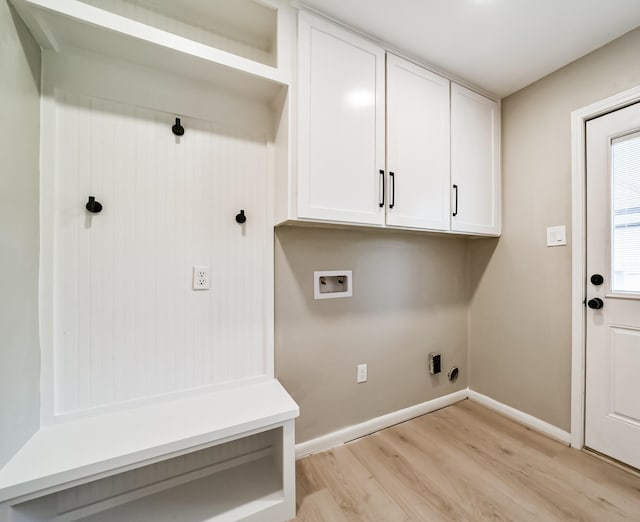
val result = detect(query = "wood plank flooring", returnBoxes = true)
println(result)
[292,399,640,521]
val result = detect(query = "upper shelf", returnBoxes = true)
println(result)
[11,0,290,103]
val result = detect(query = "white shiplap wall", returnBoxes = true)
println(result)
[52,91,270,416]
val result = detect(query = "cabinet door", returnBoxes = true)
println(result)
[297,13,385,225]
[386,54,450,230]
[451,84,500,235]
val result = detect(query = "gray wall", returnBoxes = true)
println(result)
[275,226,469,443]
[469,27,640,431]
[0,0,41,467]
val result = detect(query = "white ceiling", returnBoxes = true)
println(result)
[298,0,640,98]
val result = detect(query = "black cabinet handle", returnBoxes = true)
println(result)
[379,169,385,208]
[452,184,459,217]
[389,172,395,209]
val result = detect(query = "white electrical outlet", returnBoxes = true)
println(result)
[357,364,367,383]
[192,265,210,290]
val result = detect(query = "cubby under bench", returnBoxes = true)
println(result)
[0,380,299,522]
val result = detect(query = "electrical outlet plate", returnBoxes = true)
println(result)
[357,363,367,383]
[192,265,210,290]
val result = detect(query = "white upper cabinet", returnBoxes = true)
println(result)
[451,83,501,235]
[297,12,386,225]
[286,12,501,236]
[386,54,450,231]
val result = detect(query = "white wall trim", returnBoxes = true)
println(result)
[570,85,640,449]
[295,388,572,458]
[468,390,571,445]
[295,389,468,458]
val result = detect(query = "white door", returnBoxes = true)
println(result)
[386,54,450,230]
[585,101,640,470]
[297,12,385,225]
[450,84,500,235]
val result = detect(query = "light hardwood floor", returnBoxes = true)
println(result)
[293,399,640,521]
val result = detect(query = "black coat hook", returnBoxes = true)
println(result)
[235,209,247,224]
[172,117,184,136]
[86,196,102,214]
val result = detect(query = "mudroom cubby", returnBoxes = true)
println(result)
[1,0,298,520]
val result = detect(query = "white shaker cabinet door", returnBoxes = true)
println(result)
[386,54,450,230]
[450,84,500,235]
[297,12,385,225]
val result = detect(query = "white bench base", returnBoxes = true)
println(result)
[0,380,298,522]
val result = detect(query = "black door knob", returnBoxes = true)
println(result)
[590,274,604,286]
[587,298,604,310]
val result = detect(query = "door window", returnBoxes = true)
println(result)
[611,131,640,293]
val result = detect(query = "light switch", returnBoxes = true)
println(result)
[546,225,567,247]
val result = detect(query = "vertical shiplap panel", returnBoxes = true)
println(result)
[203,128,214,386]
[236,134,268,378]
[136,107,152,396]
[217,132,231,382]
[76,96,93,413]
[55,93,79,413]
[183,121,193,392]
[192,121,205,388]
[145,111,161,398]
[114,104,131,403]
[175,114,187,393]
[53,93,269,415]
[89,98,113,408]
[209,131,223,385]
[153,111,169,398]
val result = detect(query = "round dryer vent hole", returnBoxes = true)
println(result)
[448,366,459,382]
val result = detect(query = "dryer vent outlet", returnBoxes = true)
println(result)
[428,352,441,375]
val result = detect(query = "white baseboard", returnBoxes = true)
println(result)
[295,388,572,458]
[295,389,468,458]
[467,389,571,445]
